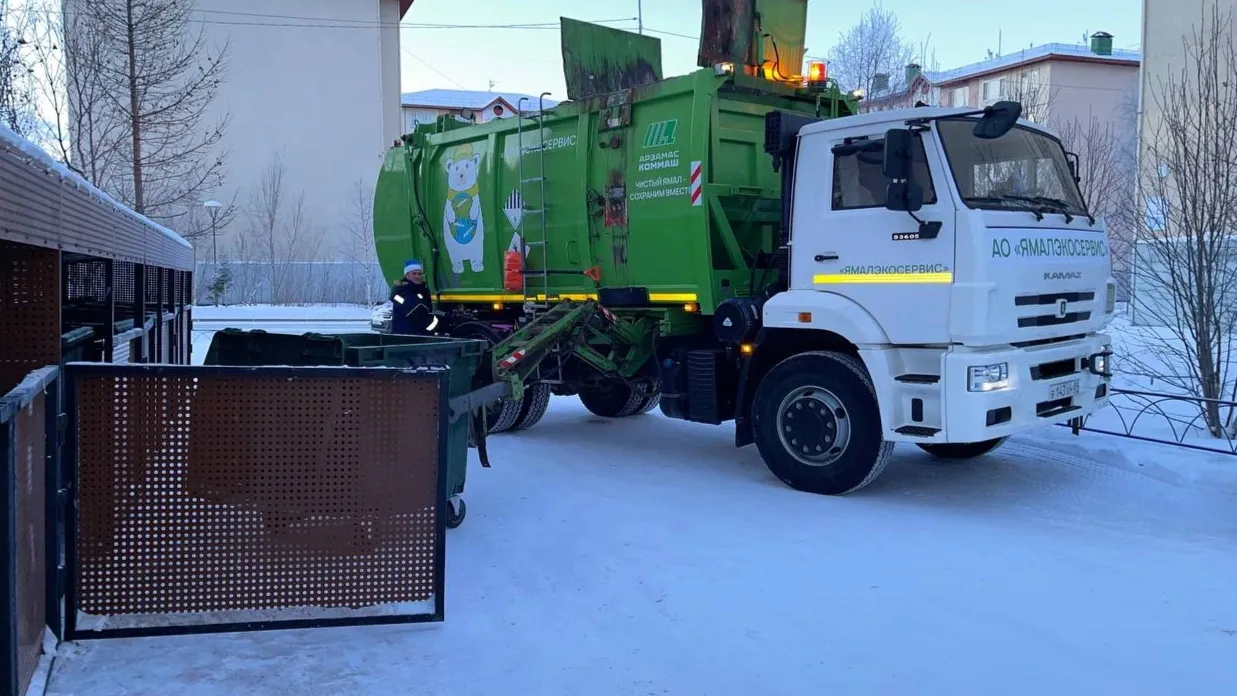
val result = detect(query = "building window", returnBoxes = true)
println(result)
[981,79,1002,105]
[831,135,938,210]
[950,87,967,107]
[406,108,439,127]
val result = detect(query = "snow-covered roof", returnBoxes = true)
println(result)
[924,43,1141,86]
[400,89,560,111]
[0,122,193,267]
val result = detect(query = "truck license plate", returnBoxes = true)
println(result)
[1049,379,1081,400]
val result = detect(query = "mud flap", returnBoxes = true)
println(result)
[451,381,509,468]
[470,407,491,468]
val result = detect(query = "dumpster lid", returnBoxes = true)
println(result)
[561,17,662,100]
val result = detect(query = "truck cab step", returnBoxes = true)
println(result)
[895,374,940,384]
[895,425,941,437]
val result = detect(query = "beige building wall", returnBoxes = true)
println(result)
[1138,0,1235,167]
[936,60,1137,129]
[177,0,403,258]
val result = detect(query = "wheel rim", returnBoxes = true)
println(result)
[776,385,852,466]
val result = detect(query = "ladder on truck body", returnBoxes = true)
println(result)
[516,93,554,312]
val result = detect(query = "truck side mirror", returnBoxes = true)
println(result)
[1065,151,1081,184]
[885,181,924,213]
[973,101,1022,139]
[882,128,913,181]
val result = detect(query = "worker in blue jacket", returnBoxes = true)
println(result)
[390,260,436,335]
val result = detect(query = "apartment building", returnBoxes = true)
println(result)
[933,35,1139,126]
[861,35,1140,129]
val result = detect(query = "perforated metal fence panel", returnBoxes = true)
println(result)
[64,364,449,639]
[0,241,59,397]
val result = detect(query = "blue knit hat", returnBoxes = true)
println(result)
[404,259,423,275]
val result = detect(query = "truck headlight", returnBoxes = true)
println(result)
[968,363,1010,392]
[1092,351,1108,375]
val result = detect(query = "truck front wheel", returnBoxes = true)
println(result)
[916,437,1007,460]
[752,351,894,496]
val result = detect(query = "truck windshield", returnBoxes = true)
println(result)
[935,118,1088,217]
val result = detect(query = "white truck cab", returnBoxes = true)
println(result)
[750,102,1114,495]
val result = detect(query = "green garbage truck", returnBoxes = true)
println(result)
[373,0,1117,496]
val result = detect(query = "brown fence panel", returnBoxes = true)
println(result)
[2,366,57,696]
[64,364,448,640]
[0,241,59,397]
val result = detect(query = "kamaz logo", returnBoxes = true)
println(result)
[1044,271,1083,281]
[643,119,678,148]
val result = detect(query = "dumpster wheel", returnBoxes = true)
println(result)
[447,496,467,529]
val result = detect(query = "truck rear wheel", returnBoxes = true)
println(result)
[579,380,645,418]
[752,351,894,496]
[916,437,1007,460]
[512,383,552,430]
[637,391,661,414]
[454,321,523,433]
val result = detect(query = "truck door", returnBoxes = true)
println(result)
[792,128,954,345]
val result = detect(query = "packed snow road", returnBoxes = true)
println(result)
[46,393,1237,696]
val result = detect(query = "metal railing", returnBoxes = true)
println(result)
[1064,386,1237,456]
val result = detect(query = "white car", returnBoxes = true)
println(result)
[370,301,392,332]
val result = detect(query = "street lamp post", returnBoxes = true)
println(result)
[203,199,222,265]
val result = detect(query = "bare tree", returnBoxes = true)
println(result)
[63,0,231,225]
[826,2,917,96]
[999,75,1057,123]
[243,152,324,304]
[1052,86,1140,293]
[0,0,36,135]
[339,178,381,305]
[1055,115,1137,275]
[17,3,127,184]
[1123,3,1237,436]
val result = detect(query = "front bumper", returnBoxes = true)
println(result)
[941,333,1111,442]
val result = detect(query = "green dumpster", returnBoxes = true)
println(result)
[203,329,488,528]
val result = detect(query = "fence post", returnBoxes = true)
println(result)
[133,266,147,363]
[102,260,116,363]
[44,373,63,642]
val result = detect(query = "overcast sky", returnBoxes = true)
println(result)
[398,0,1142,98]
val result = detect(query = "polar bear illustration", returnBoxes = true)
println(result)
[443,145,485,274]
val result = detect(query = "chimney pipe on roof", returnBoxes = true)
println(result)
[1090,31,1113,56]
[904,63,921,87]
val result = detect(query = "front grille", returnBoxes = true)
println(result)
[1011,334,1086,349]
[1014,290,1096,329]
[1018,311,1091,328]
[1015,291,1095,306]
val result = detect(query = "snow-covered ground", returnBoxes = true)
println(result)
[43,306,1237,696]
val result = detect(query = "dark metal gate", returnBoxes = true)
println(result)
[62,363,449,640]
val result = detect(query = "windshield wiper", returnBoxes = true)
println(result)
[987,194,1097,226]
[1020,195,1096,226]
[964,195,1046,221]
